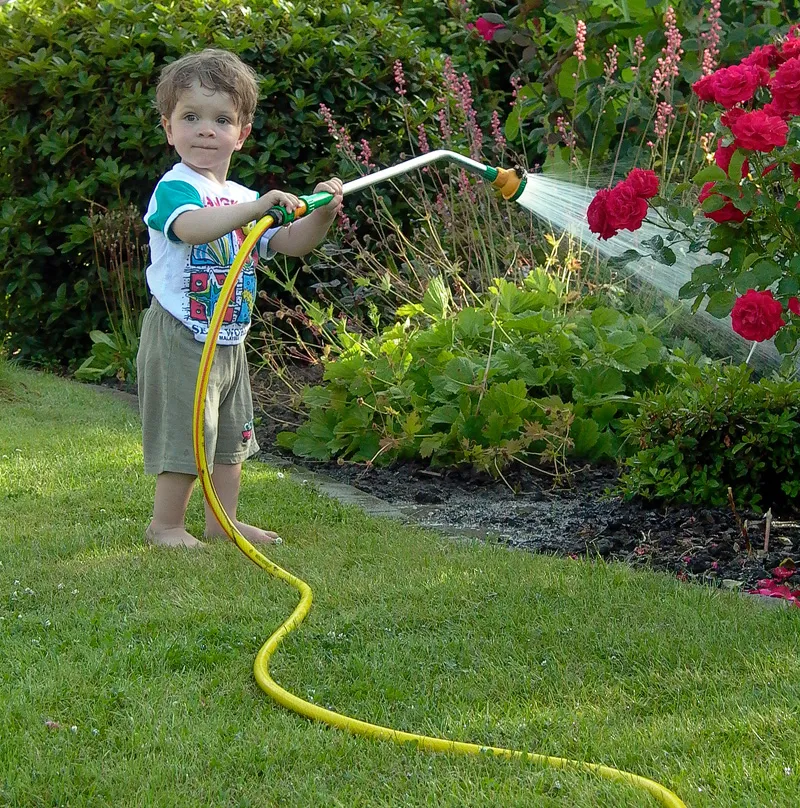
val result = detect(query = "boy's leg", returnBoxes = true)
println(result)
[147,471,205,548]
[204,462,281,544]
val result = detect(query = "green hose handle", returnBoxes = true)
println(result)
[266,191,334,226]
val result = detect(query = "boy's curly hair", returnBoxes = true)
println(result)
[155,49,259,126]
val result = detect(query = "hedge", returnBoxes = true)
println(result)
[0,0,449,364]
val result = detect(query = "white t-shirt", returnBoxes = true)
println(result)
[143,162,279,344]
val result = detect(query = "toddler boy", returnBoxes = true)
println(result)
[137,49,342,548]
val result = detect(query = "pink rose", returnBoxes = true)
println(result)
[720,107,747,129]
[741,44,780,69]
[778,36,800,64]
[467,18,504,42]
[703,64,766,108]
[605,182,648,232]
[692,74,718,102]
[761,100,792,119]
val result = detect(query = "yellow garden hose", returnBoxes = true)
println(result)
[191,204,688,808]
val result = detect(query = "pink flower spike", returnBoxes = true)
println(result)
[574,20,587,65]
[393,60,406,97]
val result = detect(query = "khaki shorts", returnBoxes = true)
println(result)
[136,299,260,476]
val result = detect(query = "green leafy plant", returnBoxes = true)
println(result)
[74,320,142,384]
[250,54,551,374]
[74,202,148,383]
[277,268,690,478]
[619,362,800,510]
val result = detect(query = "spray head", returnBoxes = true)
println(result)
[486,166,527,202]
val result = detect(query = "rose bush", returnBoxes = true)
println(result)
[587,24,800,361]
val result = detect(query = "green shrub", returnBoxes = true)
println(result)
[493,0,792,175]
[0,0,446,365]
[277,270,690,476]
[619,363,800,511]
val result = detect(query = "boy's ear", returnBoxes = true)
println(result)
[161,115,174,145]
[234,122,252,151]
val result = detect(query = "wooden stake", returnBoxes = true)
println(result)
[764,508,772,555]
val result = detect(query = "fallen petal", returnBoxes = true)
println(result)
[772,566,795,582]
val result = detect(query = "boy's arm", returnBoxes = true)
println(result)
[269,178,344,257]
[171,190,301,245]
[268,208,337,257]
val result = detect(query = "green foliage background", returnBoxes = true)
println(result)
[4,0,800,368]
[620,363,800,510]
[0,0,448,365]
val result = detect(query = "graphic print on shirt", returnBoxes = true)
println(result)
[144,166,273,344]
[186,228,257,333]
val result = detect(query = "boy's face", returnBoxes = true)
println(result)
[161,81,251,182]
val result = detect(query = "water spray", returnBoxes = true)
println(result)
[192,152,687,808]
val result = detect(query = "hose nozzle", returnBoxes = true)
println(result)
[490,167,526,201]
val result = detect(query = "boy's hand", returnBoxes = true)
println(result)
[261,189,301,217]
[313,177,344,216]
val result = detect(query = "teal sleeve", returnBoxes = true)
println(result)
[145,180,203,242]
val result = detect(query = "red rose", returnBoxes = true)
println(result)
[741,44,780,69]
[789,297,800,316]
[720,107,747,129]
[792,163,800,180]
[771,56,800,115]
[587,189,618,240]
[606,181,649,232]
[698,182,749,223]
[731,290,785,342]
[704,64,765,108]
[467,18,504,41]
[778,37,800,64]
[692,74,717,102]
[626,168,659,199]
[761,100,792,119]
[714,144,749,178]
[731,109,789,151]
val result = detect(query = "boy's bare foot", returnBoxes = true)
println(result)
[145,524,206,549]
[205,520,282,545]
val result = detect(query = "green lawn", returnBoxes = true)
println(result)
[1,365,798,807]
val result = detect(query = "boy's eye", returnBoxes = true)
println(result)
[184,114,197,122]
[217,117,231,125]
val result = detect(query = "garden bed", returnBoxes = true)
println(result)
[250,367,800,596]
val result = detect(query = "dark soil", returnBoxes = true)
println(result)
[252,366,800,596]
